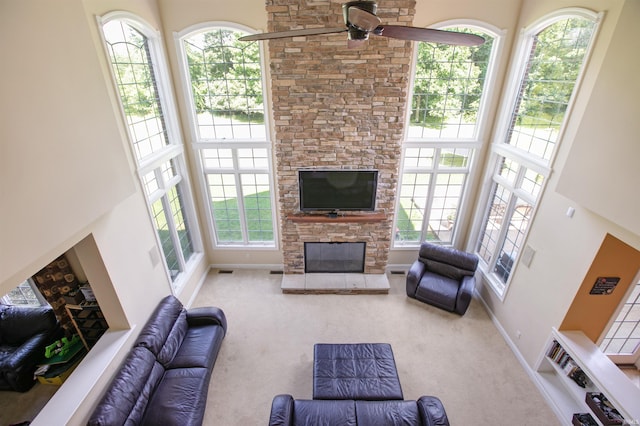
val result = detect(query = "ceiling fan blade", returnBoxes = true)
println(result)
[239,27,347,41]
[348,7,381,32]
[374,26,485,46]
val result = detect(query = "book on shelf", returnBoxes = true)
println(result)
[547,340,591,388]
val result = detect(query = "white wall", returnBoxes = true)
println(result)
[556,0,640,237]
[474,0,640,369]
[0,0,136,291]
[0,1,207,422]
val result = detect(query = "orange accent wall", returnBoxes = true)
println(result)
[560,234,640,342]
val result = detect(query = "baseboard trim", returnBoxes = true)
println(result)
[185,264,212,308]
[475,290,563,425]
[210,263,283,271]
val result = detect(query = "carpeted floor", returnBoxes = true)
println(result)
[0,268,560,425]
[194,269,560,425]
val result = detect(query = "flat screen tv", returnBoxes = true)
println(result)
[298,169,378,213]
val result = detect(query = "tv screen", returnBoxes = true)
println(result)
[298,169,378,212]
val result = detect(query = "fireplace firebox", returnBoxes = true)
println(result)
[304,242,366,273]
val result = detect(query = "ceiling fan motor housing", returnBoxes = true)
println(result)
[343,1,377,40]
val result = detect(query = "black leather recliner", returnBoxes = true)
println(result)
[406,242,479,315]
[0,304,60,392]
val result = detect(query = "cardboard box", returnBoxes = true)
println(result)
[37,359,81,385]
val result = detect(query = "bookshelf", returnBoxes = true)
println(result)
[535,328,640,425]
[65,302,109,350]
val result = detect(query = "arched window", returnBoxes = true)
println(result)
[475,9,601,297]
[395,23,501,247]
[100,13,201,287]
[177,25,275,247]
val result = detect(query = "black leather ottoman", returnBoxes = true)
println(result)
[313,343,404,400]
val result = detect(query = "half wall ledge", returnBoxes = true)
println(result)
[281,273,390,294]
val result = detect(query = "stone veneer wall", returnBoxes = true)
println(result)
[268,0,416,274]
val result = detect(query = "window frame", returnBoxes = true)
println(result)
[394,20,504,249]
[98,12,203,290]
[1,279,48,307]
[472,8,602,299]
[175,22,278,249]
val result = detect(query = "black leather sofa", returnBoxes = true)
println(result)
[88,295,227,426]
[0,304,61,392]
[269,394,450,425]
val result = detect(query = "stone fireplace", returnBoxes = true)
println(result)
[268,0,416,274]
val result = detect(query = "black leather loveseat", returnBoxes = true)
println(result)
[0,304,61,392]
[269,394,450,425]
[88,295,227,426]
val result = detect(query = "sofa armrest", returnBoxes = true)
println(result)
[186,306,227,333]
[454,275,476,316]
[406,260,426,297]
[4,331,51,370]
[417,396,450,426]
[269,394,294,426]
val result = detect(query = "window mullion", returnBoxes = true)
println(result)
[160,193,186,273]
[420,150,441,241]
[489,185,518,275]
[232,151,250,245]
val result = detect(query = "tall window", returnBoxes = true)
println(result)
[101,15,200,286]
[179,26,276,247]
[475,10,599,296]
[395,24,499,246]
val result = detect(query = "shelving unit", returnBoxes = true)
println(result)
[535,328,640,425]
[65,302,109,350]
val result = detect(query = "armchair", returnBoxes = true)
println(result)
[406,242,479,315]
[0,304,60,391]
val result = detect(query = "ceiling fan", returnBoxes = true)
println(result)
[239,1,485,47]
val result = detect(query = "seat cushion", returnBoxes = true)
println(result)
[292,400,356,426]
[142,367,211,426]
[355,400,421,425]
[415,271,459,312]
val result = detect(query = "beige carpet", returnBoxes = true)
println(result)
[194,269,559,425]
[0,269,559,425]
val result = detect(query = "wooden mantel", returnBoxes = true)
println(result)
[286,212,386,223]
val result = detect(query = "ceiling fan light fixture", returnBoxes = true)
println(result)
[342,1,377,26]
[347,27,369,41]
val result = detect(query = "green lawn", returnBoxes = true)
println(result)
[212,191,274,242]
